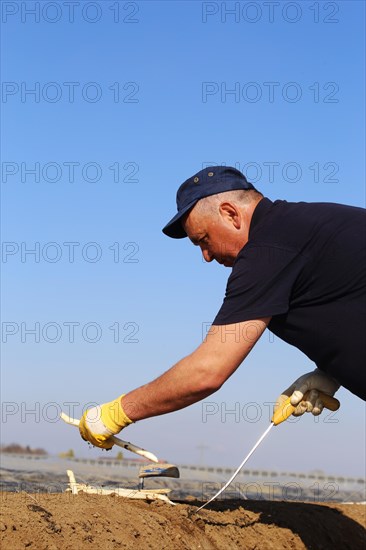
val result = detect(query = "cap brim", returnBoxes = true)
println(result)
[162,200,197,239]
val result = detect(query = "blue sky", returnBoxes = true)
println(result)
[1,1,365,479]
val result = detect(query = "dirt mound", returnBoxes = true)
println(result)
[1,493,365,550]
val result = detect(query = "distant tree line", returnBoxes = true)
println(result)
[1,443,48,455]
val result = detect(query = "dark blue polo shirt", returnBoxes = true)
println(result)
[213,198,366,400]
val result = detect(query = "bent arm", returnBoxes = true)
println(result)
[122,317,271,421]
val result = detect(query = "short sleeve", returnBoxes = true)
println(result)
[213,244,308,325]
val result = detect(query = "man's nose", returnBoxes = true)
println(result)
[202,248,214,262]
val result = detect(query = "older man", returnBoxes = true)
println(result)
[80,166,365,448]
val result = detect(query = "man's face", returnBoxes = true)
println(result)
[182,203,247,267]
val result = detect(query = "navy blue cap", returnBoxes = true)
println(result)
[162,166,255,238]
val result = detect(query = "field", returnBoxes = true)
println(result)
[1,454,365,549]
[1,493,365,549]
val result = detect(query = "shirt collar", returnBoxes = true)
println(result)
[248,197,273,238]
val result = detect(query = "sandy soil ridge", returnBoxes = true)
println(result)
[1,493,365,550]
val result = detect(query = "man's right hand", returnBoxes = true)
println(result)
[79,395,133,449]
[274,368,340,417]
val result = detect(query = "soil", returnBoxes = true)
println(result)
[0,493,365,550]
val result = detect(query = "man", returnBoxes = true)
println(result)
[79,166,366,449]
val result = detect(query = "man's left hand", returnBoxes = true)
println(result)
[275,368,340,417]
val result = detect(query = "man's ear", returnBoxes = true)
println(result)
[219,202,241,229]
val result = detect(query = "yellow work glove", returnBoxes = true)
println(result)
[274,368,340,418]
[79,395,133,449]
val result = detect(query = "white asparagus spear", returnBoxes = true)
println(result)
[60,412,159,463]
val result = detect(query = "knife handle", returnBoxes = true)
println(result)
[272,391,340,426]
